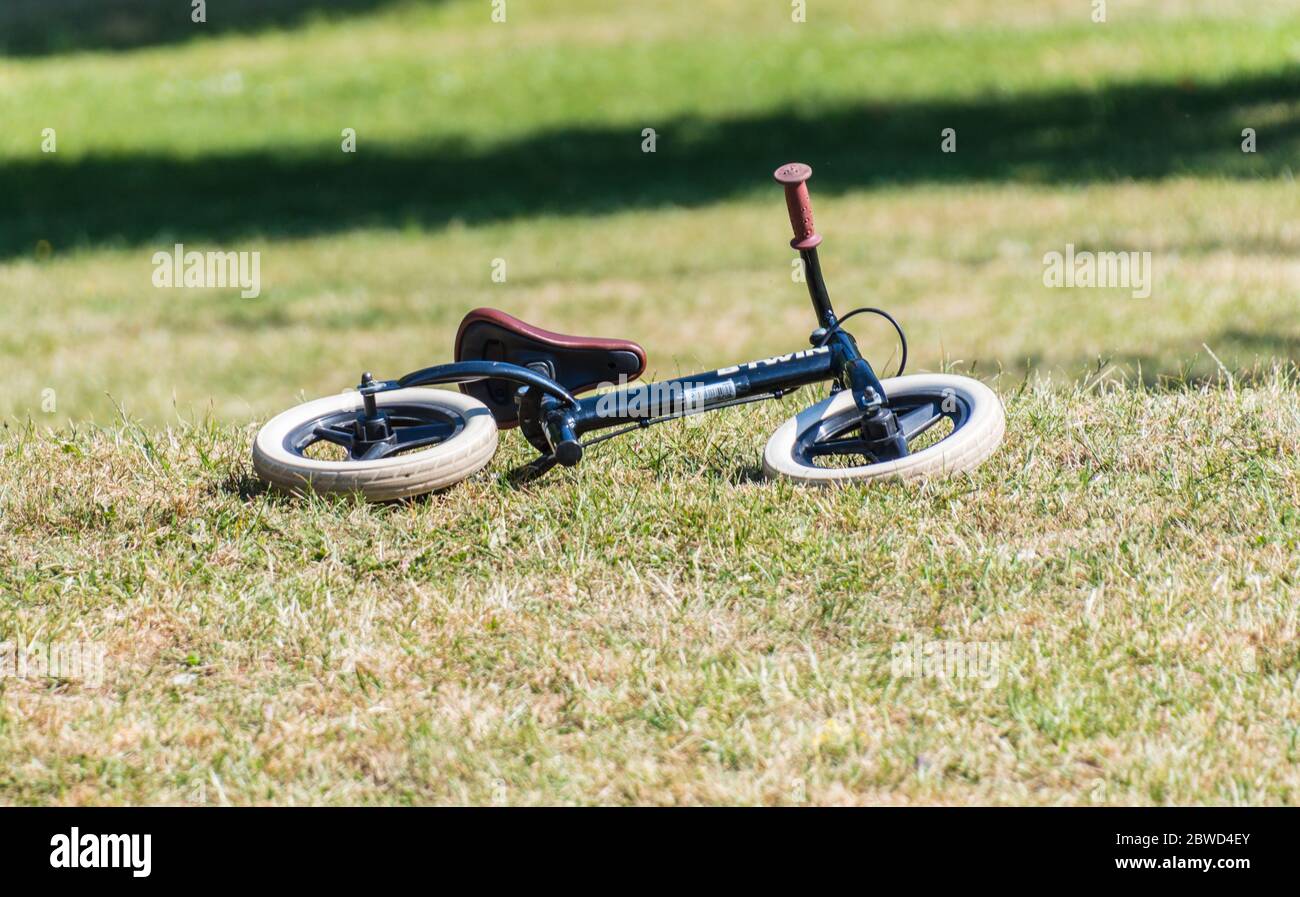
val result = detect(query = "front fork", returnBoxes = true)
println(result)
[776,162,908,460]
[798,241,908,461]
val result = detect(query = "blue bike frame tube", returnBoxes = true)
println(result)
[567,345,838,437]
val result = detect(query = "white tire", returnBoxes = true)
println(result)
[762,374,1004,485]
[252,388,498,500]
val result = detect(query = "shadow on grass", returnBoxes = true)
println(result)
[1011,324,1300,388]
[217,465,471,506]
[0,0,421,56]
[9,68,1298,261]
[221,469,272,502]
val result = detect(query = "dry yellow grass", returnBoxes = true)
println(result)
[2,370,1299,804]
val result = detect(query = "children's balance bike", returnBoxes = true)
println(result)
[253,163,1005,500]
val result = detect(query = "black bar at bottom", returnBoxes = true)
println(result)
[0,806,1280,885]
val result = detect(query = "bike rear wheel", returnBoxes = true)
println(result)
[253,388,498,500]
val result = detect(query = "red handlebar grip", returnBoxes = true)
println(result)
[774,162,822,250]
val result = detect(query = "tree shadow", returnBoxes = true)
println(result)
[1015,321,1300,389]
[0,0,419,56]
[7,68,1297,260]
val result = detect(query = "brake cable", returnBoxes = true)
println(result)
[813,306,908,378]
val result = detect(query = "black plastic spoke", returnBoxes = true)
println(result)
[896,401,945,442]
[793,388,967,470]
[390,422,456,448]
[288,403,461,463]
[805,436,875,458]
[309,424,356,449]
[354,422,456,460]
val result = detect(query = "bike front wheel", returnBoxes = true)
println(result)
[762,374,1005,485]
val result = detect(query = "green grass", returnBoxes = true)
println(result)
[4,373,1300,804]
[2,0,1299,804]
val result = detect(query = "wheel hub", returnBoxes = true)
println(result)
[284,373,465,462]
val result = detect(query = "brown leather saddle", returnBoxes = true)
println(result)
[454,308,646,428]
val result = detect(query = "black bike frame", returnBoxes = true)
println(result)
[547,248,887,437]
[390,225,903,467]
[325,163,912,470]
[569,343,835,435]
[527,332,895,467]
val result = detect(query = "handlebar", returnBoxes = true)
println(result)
[773,162,822,250]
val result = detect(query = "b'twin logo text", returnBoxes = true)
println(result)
[50,828,151,878]
[717,345,829,376]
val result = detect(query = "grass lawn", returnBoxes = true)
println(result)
[1,0,1299,804]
